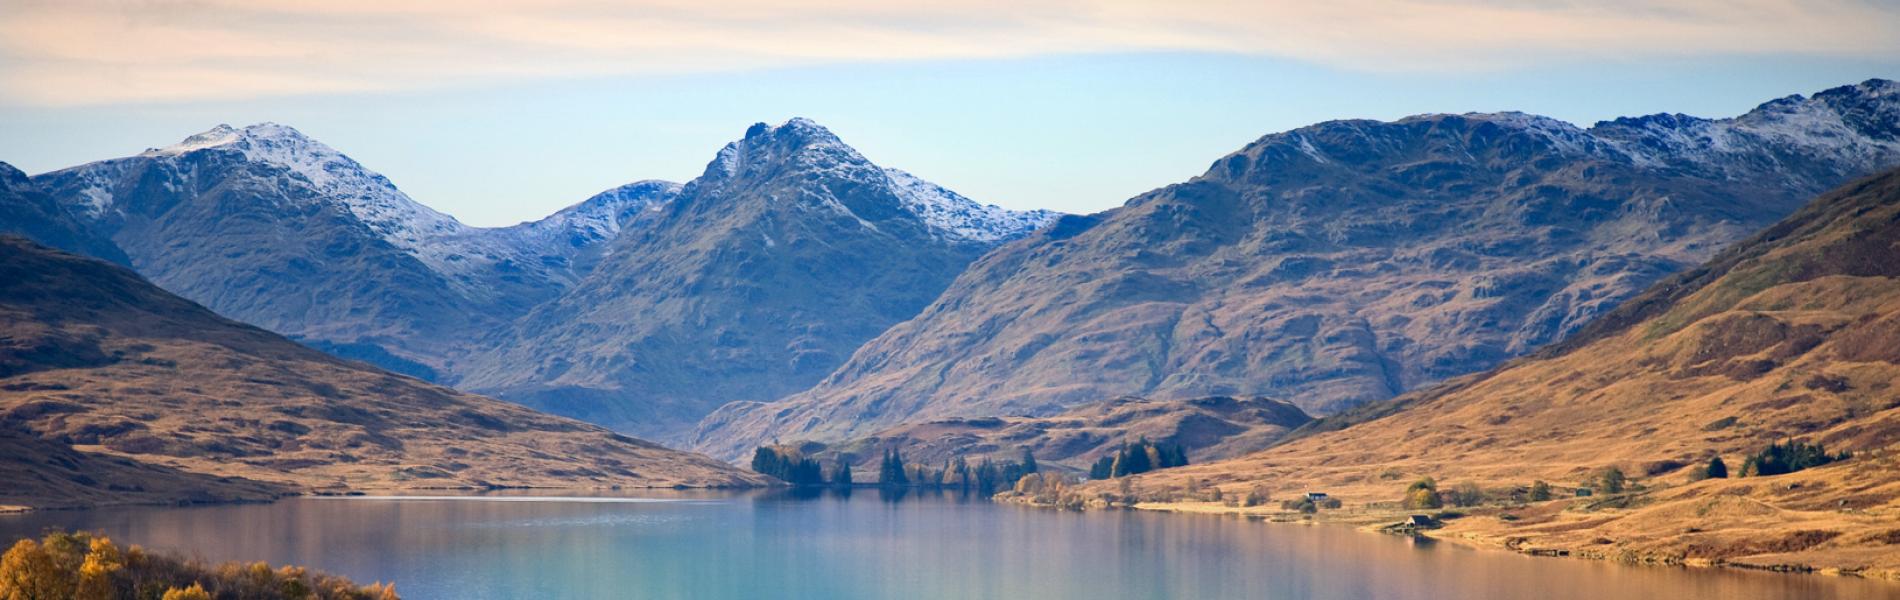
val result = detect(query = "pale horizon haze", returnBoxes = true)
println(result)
[3,0,1898,226]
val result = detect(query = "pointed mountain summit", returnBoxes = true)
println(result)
[31,123,680,379]
[454,118,1058,439]
[693,80,1900,459]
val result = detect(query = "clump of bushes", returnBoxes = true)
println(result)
[1741,439,1850,477]
[1279,495,1345,513]
[1398,478,1490,508]
[1010,473,1087,510]
[1587,467,1628,494]
[1445,483,1485,507]
[1402,477,1443,509]
[0,531,397,600]
[1242,486,1270,508]
[1528,480,1553,502]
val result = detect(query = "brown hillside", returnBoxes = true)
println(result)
[1089,168,1900,577]
[0,237,768,509]
[0,427,286,512]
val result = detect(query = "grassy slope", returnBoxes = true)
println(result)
[1080,169,1900,578]
[0,427,287,512]
[0,237,769,510]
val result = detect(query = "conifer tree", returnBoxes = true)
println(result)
[1117,440,1153,476]
[974,459,1001,494]
[879,449,910,486]
[832,460,854,487]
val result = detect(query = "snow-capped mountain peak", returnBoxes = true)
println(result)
[698,118,1060,243]
[706,118,868,182]
[143,124,242,156]
[140,123,470,259]
[60,123,693,291]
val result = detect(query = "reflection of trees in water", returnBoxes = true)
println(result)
[754,486,1003,505]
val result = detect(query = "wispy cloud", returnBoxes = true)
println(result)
[3,0,1895,106]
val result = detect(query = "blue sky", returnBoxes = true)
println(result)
[3,1,1898,225]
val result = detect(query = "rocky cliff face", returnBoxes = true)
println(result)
[454,119,1057,439]
[694,79,1900,459]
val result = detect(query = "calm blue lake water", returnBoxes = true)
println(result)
[1,490,1892,600]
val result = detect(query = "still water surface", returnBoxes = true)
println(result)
[2,490,1893,600]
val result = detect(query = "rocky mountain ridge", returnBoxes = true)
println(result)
[454,119,1059,439]
[693,79,1900,459]
[1091,165,1900,577]
[18,120,1053,437]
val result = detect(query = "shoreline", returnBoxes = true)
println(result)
[0,481,781,516]
[17,480,1895,585]
[999,494,1900,584]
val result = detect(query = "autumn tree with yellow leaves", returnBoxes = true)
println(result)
[0,531,397,600]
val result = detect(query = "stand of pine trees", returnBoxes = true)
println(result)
[756,446,1044,491]
[1088,438,1188,479]
[874,448,1039,493]
[1741,439,1850,476]
[878,449,910,487]
[751,447,825,485]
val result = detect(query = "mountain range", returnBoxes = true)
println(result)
[693,79,1900,459]
[5,80,1896,467]
[27,123,664,382]
[21,119,1054,439]
[452,119,1058,435]
[1091,164,1900,577]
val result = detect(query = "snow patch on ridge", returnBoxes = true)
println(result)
[883,168,1059,243]
[145,123,469,271]
[117,123,686,289]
